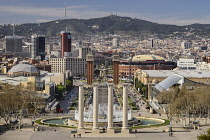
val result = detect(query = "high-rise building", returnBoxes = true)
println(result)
[31,35,45,61]
[60,31,71,58]
[181,41,192,49]
[112,38,119,47]
[4,36,23,52]
[79,47,91,59]
[46,44,53,55]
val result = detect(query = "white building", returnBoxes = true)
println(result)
[49,57,86,77]
[196,62,210,70]
[49,47,91,77]
[177,59,196,70]
[112,38,119,47]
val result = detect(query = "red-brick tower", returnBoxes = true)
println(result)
[86,53,94,85]
[60,31,71,58]
[112,54,119,85]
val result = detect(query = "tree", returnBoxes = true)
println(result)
[0,84,21,125]
[156,87,210,126]
[141,86,148,98]
[55,84,66,100]
[0,83,44,128]
[66,80,72,91]
[197,128,210,140]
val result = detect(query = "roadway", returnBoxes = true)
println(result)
[59,87,78,113]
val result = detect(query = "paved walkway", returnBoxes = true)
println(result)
[1,112,210,140]
[1,125,209,140]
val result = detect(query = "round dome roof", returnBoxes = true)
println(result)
[8,64,39,73]
[132,55,165,62]
[152,79,158,84]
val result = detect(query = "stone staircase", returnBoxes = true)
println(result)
[154,109,165,114]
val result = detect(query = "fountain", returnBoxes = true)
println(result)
[41,82,167,130]
[67,104,132,127]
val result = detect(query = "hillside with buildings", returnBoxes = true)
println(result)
[1,15,210,38]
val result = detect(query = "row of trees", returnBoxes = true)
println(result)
[157,87,210,126]
[0,83,44,128]
[55,79,73,100]
[134,78,148,98]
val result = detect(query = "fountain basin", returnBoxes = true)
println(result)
[42,116,165,128]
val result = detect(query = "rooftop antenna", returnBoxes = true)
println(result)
[64,0,67,20]
[65,0,68,31]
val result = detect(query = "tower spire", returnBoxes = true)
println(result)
[64,0,67,20]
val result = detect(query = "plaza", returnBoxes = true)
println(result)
[1,113,209,140]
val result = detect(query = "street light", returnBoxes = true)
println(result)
[128,54,133,82]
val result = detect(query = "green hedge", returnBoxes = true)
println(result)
[69,107,75,110]
[132,106,137,110]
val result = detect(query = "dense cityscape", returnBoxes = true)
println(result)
[1,1,210,140]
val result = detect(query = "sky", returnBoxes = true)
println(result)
[1,0,210,26]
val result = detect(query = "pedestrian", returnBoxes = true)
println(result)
[103,127,105,132]
[73,134,75,138]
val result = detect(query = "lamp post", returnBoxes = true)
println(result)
[128,54,133,82]
[169,118,173,137]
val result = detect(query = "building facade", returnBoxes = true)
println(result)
[49,57,86,77]
[134,69,210,85]
[31,35,45,61]
[181,41,192,49]
[60,31,71,58]
[119,55,176,77]
[177,58,196,70]
[4,36,23,52]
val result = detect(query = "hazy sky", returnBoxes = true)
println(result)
[1,0,210,25]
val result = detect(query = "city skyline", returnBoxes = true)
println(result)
[0,0,210,26]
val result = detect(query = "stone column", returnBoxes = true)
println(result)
[92,83,100,133]
[77,84,85,134]
[107,83,114,133]
[121,83,129,134]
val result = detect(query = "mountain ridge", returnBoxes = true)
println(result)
[0,15,210,38]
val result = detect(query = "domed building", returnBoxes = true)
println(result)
[7,63,40,77]
[119,54,176,77]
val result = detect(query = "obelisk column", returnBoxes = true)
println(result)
[92,83,100,133]
[112,53,120,85]
[121,83,129,134]
[77,84,85,134]
[107,83,114,133]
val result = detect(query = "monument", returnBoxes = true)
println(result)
[76,83,130,134]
